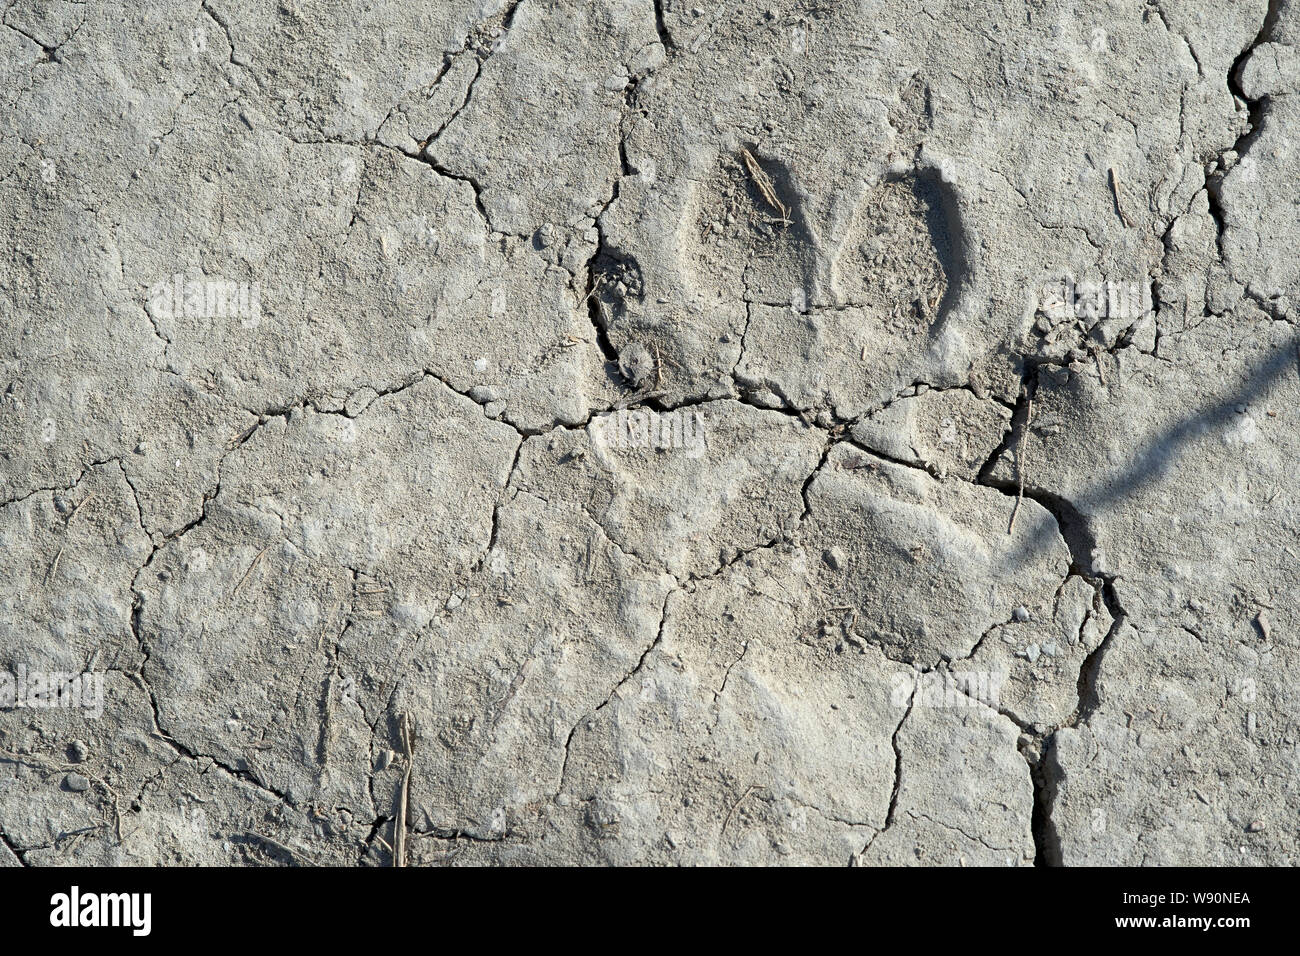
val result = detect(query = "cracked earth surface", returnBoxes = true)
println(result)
[1,0,1298,866]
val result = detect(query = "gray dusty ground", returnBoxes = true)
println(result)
[1,0,1297,867]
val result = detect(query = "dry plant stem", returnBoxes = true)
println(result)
[232,544,271,596]
[721,784,767,839]
[739,148,791,224]
[1109,167,1133,227]
[394,713,413,867]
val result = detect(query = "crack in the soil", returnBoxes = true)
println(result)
[971,360,1132,865]
[553,585,675,800]
[854,684,913,863]
[1206,0,1285,266]
[16,1,1282,868]
[0,828,27,866]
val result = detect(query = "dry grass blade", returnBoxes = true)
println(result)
[65,493,95,523]
[1109,167,1133,228]
[739,147,791,224]
[394,712,414,867]
[721,783,768,839]
[231,543,271,596]
[45,544,64,583]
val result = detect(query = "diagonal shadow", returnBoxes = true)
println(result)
[990,334,1300,573]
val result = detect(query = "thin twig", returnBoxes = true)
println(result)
[45,544,64,583]
[65,493,95,523]
[231,543,271,595]
[394,713,413,868]
[1109,168,1133,228]
[739,148,791,224]
[721,784,767,839]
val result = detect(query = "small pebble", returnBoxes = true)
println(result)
[822,547,845,571]
[63,773,91,793]
[1247,820,1265,832]
[1255,612,1271,640]
[1012,605,1030,623]
[68,740,89,763]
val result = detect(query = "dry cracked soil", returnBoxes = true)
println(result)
[1,0,1299,867]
